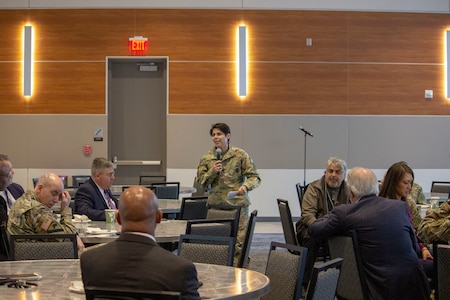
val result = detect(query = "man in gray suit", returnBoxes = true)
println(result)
[308,167,430,300]
[80,186,200,299]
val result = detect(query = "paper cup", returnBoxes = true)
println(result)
[105,209,116,223]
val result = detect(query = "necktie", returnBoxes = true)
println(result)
[4,190,12,208]
[104,190,116,209]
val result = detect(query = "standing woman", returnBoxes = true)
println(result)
[196,123,261,265]
[379,161,433,277]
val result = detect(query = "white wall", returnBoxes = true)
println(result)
[0,0,448,12]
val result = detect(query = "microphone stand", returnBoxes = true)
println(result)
[299,126,314,189]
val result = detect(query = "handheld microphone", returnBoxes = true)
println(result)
[216,148,222,160]
[299,126,314,137]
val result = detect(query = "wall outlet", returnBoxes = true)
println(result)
[306,38,312,46]
[424,90,433,99]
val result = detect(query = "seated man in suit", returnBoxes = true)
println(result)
[74,157,118,221]
[295,156,350,285]
[308,167,430,300]
[7,173,84,250]
[80,186,201,299]
[0,154,25,260]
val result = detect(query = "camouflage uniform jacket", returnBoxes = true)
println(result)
[406,195,421,231]
[410,183,426,205]
[196,146,261,206]
[417,200,450,244]
[7,190,76,235]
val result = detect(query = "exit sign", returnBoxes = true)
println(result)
[128,36,148,55]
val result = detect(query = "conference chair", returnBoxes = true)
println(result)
[237,209,258,268]
[139,175,167,186]
[85,286,181,300]
[8,233,78,260]
[277,198,299,248]
[186,218,236,238]
[206,204,241,239]
[327,230,368,300]
[278,198,329,261]
[261,242,308,300]
[437,244,450,300]
[177,234,235,266]
[72,175,90,187]
[431,181,450,194]
[150,182,180,199]
[305,258,343,300]
[295,183,308,209]
[178,196,208,220]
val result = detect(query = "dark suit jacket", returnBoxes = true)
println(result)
[80,232,200,300]
[0,183,25,259]
[74,178,118,221]
[0,183,25,226]
[308,194,430,300]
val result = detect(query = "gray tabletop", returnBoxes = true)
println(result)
[79,219,187,244]
[0,259,270,300]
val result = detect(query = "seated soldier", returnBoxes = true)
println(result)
[8,173,84,251]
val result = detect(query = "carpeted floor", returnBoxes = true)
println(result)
[247,233,284,274]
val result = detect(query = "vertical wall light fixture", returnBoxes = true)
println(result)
[446,30,450,98]
[237,25,247,97]
[23,25,33,97]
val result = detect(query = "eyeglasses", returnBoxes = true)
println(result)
[0,168,13,178]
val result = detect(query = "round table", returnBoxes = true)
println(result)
[0,259,270,300]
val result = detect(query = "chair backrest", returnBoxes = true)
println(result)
[186,218,236,238]
[295,183,303,208]
[327,231,368,300]
[139,175,167,186]
[85,286,181,300]
[305,258,343,300]
[8,233,78,260]
[206,204,241,238]
[277,198,298,247]
[0,224,9,260]
[179,196,208,220]
[295,183,309,209]
[59,175,69,188]
[437,244,450,300]
[262,241,308,300]
[72,175,91,187]
[177,234,235,266]
[237,209,258,268]
[151,182,180,199]
[431,181,450,194]
[191,176,206,197]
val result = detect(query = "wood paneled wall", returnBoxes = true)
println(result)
[0,9,449,115]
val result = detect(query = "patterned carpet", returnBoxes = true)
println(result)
[247,233,284,274]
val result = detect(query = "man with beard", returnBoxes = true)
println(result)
[295,157,350,286]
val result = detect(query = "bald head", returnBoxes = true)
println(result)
[347,167,379,203]
[34,173,65,208]
[118,186,162,234]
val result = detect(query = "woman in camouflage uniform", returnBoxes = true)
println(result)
[196,123,261,265]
